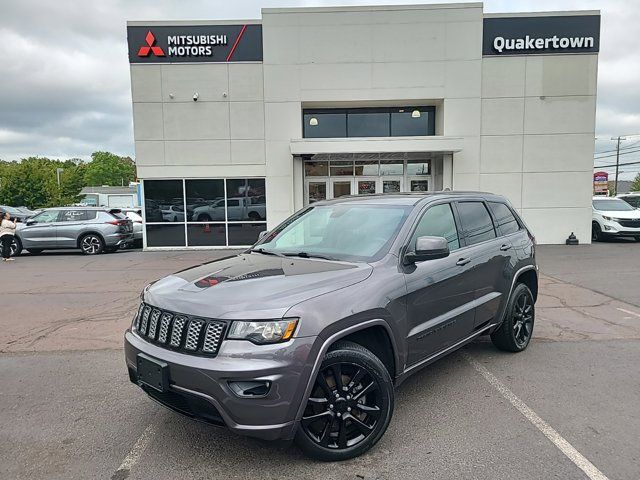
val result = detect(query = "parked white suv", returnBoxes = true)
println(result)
[592,196,640,242]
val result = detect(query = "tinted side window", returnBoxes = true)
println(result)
[488,202,520,236]
[59,210,88,222]
[621,196,639,207]
[411,203,460,251]
[456,202,496,245]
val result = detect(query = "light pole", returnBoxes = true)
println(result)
[611,136,626,195]
[56,168,64,187]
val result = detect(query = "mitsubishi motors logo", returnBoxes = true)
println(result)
[137,31,165,57]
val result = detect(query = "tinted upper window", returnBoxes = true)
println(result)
[347,110,389,137]
[488,202,520,236]
[411,203,460,251]
[456,202,496,245]
[303,107,436,138]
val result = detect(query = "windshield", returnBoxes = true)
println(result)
[593,199,635,211]
[1,206,22,215]
[255,204,412,262]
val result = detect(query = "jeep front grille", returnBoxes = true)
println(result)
[134,303,226,356]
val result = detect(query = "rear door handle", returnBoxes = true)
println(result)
[500,243,512,251]
[456,257,471,266]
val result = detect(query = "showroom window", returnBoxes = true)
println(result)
[143,178,266,248]
[303,107,436,138]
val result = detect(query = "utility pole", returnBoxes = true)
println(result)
[611,136,626,195]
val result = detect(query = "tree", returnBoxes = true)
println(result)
[0,157,60,208]
[630,173,640,193]
[84,151,136,187]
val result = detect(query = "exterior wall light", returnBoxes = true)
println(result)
[309,117,318,126]
[411,110,421,118]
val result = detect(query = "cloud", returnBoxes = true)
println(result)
[0,0,638,178]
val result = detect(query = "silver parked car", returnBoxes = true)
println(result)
[120,208,143,247]
[12,207,133,256]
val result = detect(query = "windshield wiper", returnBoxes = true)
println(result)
[282,251,339,261]
[248,248,286,257]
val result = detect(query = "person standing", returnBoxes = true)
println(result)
[0,210,17,262]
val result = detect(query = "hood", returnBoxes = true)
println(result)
[144,253,373,320]
[596,209,640,219]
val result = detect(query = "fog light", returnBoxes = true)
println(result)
[603,225,612,231]
[228,380,271,398]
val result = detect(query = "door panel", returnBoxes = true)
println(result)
[57,209,92,248]
[19,211,60,248]
[403,202,476,365]
[404,256,476,365]
[454,201,506,327]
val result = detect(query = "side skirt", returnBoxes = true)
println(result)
[395,322,498,386]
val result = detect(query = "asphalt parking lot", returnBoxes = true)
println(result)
[1,244,639,480]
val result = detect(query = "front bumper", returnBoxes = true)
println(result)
[124,330,317,440]
[601,220,640,237]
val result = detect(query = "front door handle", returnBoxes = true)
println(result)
[500,243,512,251]
[456,257,471,266]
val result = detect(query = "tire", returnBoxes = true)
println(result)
[491,283,535,353]
[635,236,640,242]
[248,211,261,221]
[26,249,43,255]
[197,213,212,222]
[10,237,22,257]
[295,341,394,461]
[592,222,602,242]
[79,234,104,255]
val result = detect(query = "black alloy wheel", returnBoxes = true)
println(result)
[491,282,535,352]
[592,222,602,242]
[296,342,393,461]
[10,237,22,257]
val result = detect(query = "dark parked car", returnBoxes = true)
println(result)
[0,205,33,223]
[125,192,538,460]
[13,207,133,256]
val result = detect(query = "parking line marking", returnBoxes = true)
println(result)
[112,422,157,480]
[616,307,640,318]
[462,352,609,480]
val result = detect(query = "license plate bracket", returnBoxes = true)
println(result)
[137,353,169,392]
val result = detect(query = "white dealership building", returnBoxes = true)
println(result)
[127,2,599,248]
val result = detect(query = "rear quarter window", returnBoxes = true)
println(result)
[488,202,520,236]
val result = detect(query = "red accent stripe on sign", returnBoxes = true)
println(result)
[226,24,248,62]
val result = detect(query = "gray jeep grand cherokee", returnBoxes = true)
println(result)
[124,192,537,461]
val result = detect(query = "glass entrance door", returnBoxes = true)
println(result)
[305,180,328,204]
[331,180,353,198]
[382,177,403,193]
[356,178,378,195]
[408,177,429,192]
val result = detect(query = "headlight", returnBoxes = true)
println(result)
[602,216,612,221]
[228,318,298,345]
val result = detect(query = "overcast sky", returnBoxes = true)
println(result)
[1,0,638,178]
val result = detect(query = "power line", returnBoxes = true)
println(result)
[593,147,640,160]
[594,159,640,169]
[594,139,640,156]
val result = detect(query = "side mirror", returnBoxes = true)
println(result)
[258,230,268,240]
[404,236,450,264]
[26,219,37,226]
